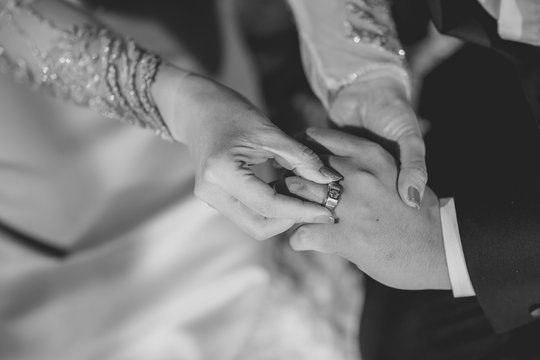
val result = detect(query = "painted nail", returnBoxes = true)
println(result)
[320,166,343,181]
[314,215,336,224]
[407,186,421,210]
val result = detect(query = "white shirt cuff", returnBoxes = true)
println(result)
[440,198,476,297]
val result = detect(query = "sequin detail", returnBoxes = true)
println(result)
[344,0,406,59]
[0,0,172,141]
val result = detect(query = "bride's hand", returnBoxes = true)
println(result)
[329,76,427,209]
[155,68,339,240]
[278,128,450,290]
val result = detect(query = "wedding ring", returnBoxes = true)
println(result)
[322,181,343,212]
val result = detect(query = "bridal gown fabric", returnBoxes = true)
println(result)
[0,4,361,360]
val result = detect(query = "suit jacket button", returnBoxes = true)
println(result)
[530,305,540,318]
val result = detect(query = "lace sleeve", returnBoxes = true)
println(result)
[287,0,410,109]
[0,0,172,140]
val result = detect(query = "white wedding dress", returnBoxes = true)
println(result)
[0,2,362,359]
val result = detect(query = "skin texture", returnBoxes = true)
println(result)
[281,128,451,290]
[154,65,426,240]
[154,69,339,240]
[329,76,428,209]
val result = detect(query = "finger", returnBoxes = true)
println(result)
[396,133,428,209]
[294,132,335,156]
[305,127,378,157]
[216,164,335,223]
[195,184,295,240]
[289,224,340,254]
[320,147,397,189]
[265,133,342,184]
[306,127,399,182]
[290,223,362,267]
[284,177,327,204]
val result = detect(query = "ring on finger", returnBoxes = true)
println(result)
[322,181,343,213]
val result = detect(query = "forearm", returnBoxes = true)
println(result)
[286,0,411,111]
[0,0,196,143]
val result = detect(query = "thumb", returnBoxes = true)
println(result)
[397,134,428,209]
[270,135,343,184]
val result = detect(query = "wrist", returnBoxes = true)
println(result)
[328,75,413,128]
[151,63,191,143]
[153,67,238,146]
[341,75,410,103]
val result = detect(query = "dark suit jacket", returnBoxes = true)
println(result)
[424,0,540,333]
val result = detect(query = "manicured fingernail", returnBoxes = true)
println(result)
[407,186,421,210]
[314,215,336,224]
[320,166,343,181]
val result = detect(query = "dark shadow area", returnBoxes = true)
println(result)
[236,0,327,135]
[83,0,223,75]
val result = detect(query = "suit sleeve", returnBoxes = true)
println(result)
[455,195,540,333]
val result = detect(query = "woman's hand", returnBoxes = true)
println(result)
[329,76,427,209]
[154,68,339,240]
[279,128,450,290]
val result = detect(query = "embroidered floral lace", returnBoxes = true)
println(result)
[287,0,410,109]
[0,0,172,140]
[344,0,405,59]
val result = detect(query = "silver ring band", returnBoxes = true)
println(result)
[323,182,343,212]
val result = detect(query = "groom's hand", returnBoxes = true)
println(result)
[329,77,427,209]
[282,128,451,290]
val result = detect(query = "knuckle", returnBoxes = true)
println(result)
[200,164,218,185]
[355,169,378,185]
[353,170,382,194]
[362,140,386,156]
[402,135,426,156]
[200,154,229,184]
[402,161,428,184]
[298,143,318,163]
[253,198,277,218]
[363,140,384,153]
[327,155,351,174]
[409,135,426,152]
[193,182,209,201]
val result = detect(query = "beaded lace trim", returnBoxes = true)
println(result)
[344,0,405,59]
[0,0,172,141]
[326,0,410,101]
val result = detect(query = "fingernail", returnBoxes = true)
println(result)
[407,186,421,210]
[320,166,343,181]
[314,215,336,224]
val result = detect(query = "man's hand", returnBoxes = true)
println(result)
[329,76,427,209]
[281,128,451,290]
